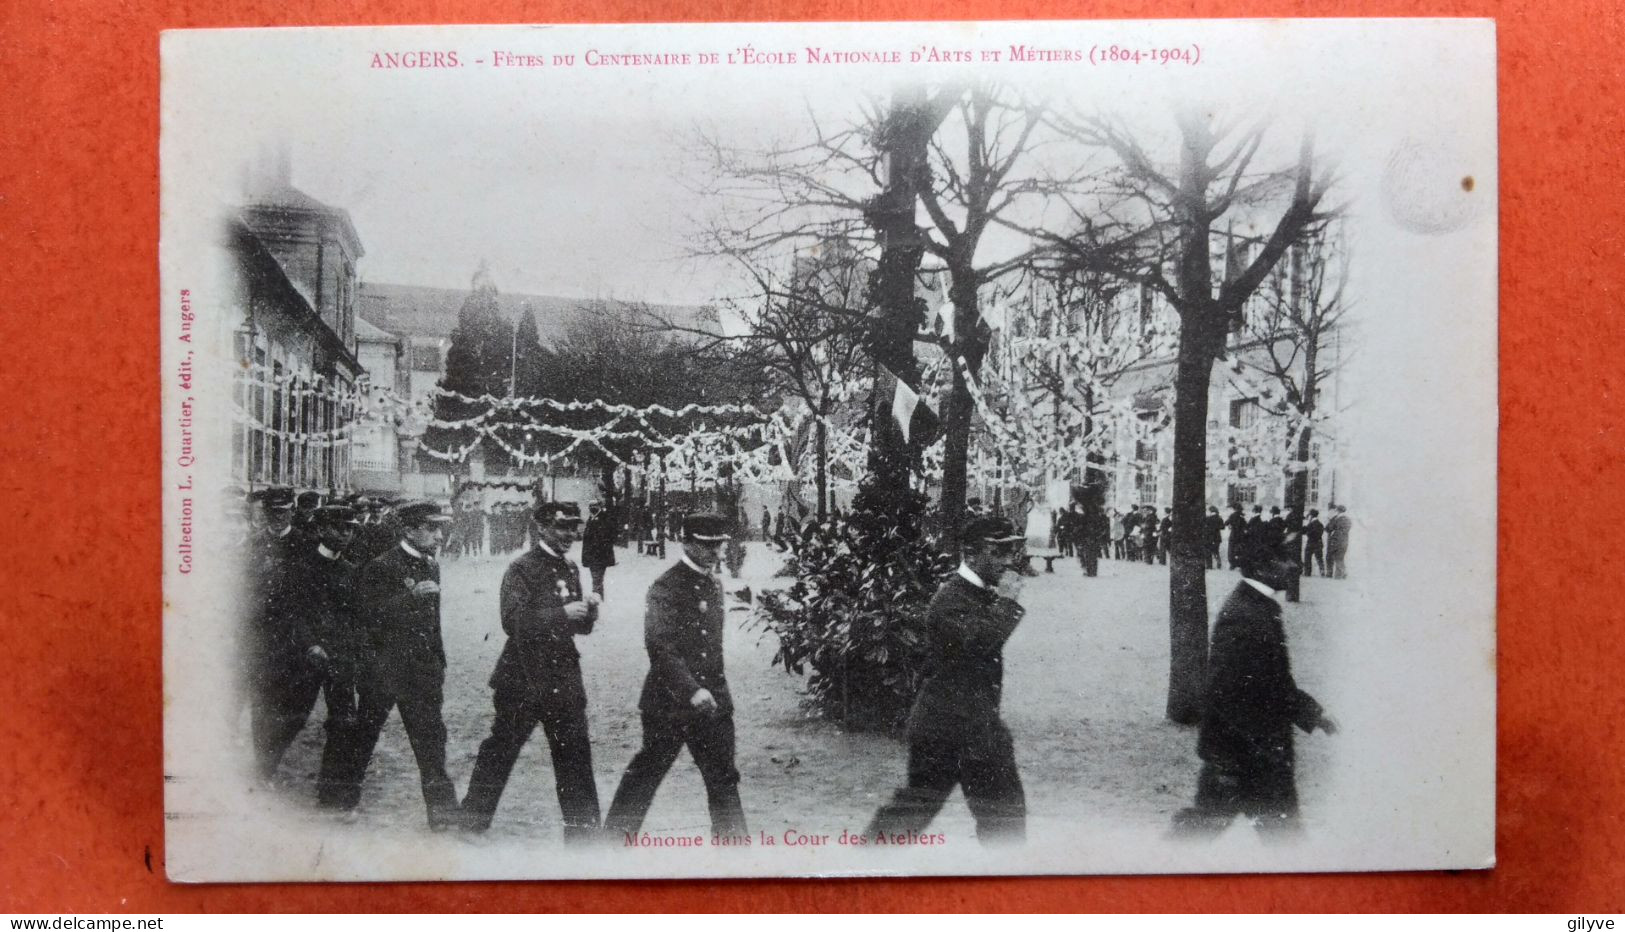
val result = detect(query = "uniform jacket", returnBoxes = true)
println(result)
[638,559,731,715]
[1304,518,1326,545]
[1197,583,1324,788]
[248,529,315,670]
[581,514,618,569]
[489,543,595,708]
[291,545,363,662]
[357,542,446,695]
[910,573,1024,736]
[1205,513,1225,545]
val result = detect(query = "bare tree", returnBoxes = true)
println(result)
[1035,109,1337,724]
[642,238,871,520]
[1233,226,1351,518]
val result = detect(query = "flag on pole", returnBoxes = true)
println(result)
[881,365,940,446]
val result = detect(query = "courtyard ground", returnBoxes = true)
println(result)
[262,541,1342,848]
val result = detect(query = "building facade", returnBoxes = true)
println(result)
[222,155,366,492]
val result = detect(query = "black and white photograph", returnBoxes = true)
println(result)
[160,19,1496,881]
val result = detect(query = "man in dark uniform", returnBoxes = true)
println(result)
[1205,506,1225,569]
[461,502,603,840]
[245,487,322,782]
[867,516,1030,844]
[1246,505,1266,561]
[293,505,367,805]
[1141,506,1158,565]
[1302,509,1326,576]
[1225,504,1248,570]
[604,513,747,840]
[320,501,460,829]
[1171,540,1337,840]
[581,501,617,599]
[1263,505,1287,553]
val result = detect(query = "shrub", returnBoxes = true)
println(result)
[752,486,955,732]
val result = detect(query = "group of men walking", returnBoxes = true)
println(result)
[238,482,1338,847]
[240,488,747,841]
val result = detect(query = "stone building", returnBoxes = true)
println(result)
[221,155,366,492]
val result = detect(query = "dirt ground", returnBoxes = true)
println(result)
[264,541,1340,845]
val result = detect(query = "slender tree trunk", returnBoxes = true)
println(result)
[1167,334,1217,725]
[815,415,829,522]
[1287,423,1313,516]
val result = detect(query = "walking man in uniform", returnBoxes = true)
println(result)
[604,513,747,841]
[461,501,603,840]
[867,515,1030,845]
[320,501,460,829]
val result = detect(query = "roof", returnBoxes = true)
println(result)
[242,182,365,258]
[354,315,398,344]
[222,217,361,376]
[356,281,705,346]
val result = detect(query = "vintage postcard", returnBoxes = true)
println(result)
[160,19,1497,881]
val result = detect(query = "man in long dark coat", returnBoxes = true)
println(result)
[245,487,317,783]
[319,501,460,829]
[1302,509,1326,576]
[867,516,1030,844]
[604,513,747,840]
[1224,505,1248,570]
[461,501,603,840]
[1171,541,1337,839]
[581,501,618,599]
[1205,506,1225,569]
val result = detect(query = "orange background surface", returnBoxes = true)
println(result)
[2,0,1620,913]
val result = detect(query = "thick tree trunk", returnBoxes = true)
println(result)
[861,89,933,513]
[938,274,986,552]
[940,360,972,547]
[1166,335,1217,725]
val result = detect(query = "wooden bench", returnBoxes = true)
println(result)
[1026,549,1065,573]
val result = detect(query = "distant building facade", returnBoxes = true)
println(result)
[221,153,366,491]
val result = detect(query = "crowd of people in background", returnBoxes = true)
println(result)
[1048,501,1354,581]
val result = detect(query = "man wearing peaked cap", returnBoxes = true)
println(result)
[461,500,604,840]
[867,513,1031,845]
[604,512,747,840]
[319,499,460,828]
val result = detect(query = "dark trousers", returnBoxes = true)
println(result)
[1207,542,1223,569]
[462,687,601,839]
[867,720,1025,844]
[588,566,607,598]
[250,661,323,781]
[1327,546,1347,579]
[1301,541,1324,576]
[317,672,458,827]
[1143,541,1156,564]
[1079,545,1098,577]
[604,711,746,838]
[1171,760,1301,839]
[251,658,355,782]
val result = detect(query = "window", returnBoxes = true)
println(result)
[271,361,285,483]
[1227,483,1257,509]
[1134,437,1158,506]
[1307,440,1324,508]
[1229,397,1258,429]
